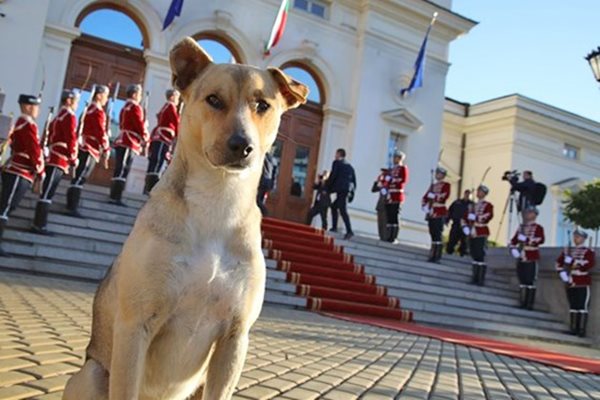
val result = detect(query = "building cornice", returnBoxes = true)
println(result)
[44,23,81,42]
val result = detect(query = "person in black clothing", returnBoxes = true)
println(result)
[257,151,276,215]
[446,189,473,256]
[306,170,330,229]
[509,170,536,213]
[327,148,356,240]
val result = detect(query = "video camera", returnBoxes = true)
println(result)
[501,170,520,183]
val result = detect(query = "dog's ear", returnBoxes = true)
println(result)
[170,37,213,93]
[267,68,309,110]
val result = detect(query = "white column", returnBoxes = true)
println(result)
[125,50,172,194]
[40,24,81,108]
[318,106,353,172]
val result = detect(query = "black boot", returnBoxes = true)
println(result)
[391,226,400,242]
[578,313,588,337]
[567,312,578,335]
[526,288,536,310]
[66,186,84,218]
[31,201,53,235]
[144,174,159,195]
[518,287,527,308]
[477,264,487,287]
[471,263,478,284]
[109,180,127,206]
[428,243,437,262]
[435,243,443,263]
[0,218,9,257]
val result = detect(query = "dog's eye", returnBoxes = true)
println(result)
[206,95,224,110]
[256,100,270,114]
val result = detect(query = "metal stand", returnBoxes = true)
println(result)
[495,191,520,244]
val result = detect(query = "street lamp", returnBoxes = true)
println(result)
[586,47,600,82]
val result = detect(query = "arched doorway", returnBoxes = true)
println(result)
[267,64,324,223]
[63,5,148,186]
[193,33,243,64]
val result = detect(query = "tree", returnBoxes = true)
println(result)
[563,180,600,247]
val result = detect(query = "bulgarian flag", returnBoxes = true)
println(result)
[264,0,291,56]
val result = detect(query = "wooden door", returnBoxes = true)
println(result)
[267,102,323,222]
[63,34,146,186]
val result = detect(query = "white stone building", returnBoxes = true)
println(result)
[0,0,476,245]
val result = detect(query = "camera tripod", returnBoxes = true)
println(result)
[494,190,523,244]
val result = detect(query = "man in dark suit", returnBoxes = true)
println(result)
[326,148,356,240]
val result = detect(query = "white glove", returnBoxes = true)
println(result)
[462,226,471,236]
[559,270,570,283]
[422,205,431,214]
[564,255,573,265]
[511,248,521,259]
[517,233,527,242]
[380,188,388,196]
[467,213,476,221]
[427,192,436,200]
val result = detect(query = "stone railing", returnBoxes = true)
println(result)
[488,247,599,346]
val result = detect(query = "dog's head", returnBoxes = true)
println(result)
[170,38,309,173]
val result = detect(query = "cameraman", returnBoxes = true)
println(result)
[506,170,536,212]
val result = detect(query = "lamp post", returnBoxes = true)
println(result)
[586,47,600,82]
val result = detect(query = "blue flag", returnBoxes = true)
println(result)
[401,13,437,97]
[163,0,184,30]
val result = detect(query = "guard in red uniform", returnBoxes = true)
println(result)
[422,166,451,263]
[510,207,545,309]
[380,150,409,242]
[462,185,493,286]
[68,85,110,217]
[556,229,595,337]
[111,84,148,205]
[31,89,80,234]
[0,94,43,256]
[144,89,180,194]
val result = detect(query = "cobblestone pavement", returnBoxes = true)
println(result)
[1,271,600,400]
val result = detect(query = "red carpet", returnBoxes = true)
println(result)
[262,217,412,322]
[325,313,600,375]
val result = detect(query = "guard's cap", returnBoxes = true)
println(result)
[18,94,41,105]
[524,206,539,215]
[478,184,489,195]
[126,84,142,96]
[165,88,179,99]
[435,166,447,176]
[574,229,588,239]
[93,85,109,96]
[393,149,406,159]
[60,89,80,103]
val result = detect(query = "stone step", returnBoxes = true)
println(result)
[0,254,106,281]
[7,217,129,244]
[393,285,557,323]
[22,191,143,218]
[356,253,516,294]
[400,298,565,332]
[414,310,592,347]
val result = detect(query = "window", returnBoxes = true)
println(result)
[293,0,328,18]
[387,132,406,168]
[563,144,579,160]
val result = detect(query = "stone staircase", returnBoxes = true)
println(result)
[0,182,591,347]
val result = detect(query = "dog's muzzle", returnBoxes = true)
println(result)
[227,133,254,160]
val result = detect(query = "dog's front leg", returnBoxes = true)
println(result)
[108,318,153,400]
[203,331,249,400]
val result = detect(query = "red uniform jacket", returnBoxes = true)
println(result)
[556,247,595,287]
[4,115,44,182]
[114,99,148,155]
[47,106,78,173]
[462,200,494,237]
[80,103,109,162]
[150,101,179,146]
[422,181,451,218]
[510,223,545,262]
[382,164,409,204]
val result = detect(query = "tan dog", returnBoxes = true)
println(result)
[63,37,308,400]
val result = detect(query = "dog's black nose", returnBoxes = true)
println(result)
[227,134,254,159]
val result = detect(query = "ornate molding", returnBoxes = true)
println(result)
[381,107,423,132]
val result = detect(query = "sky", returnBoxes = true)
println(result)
[446,0,600,122]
